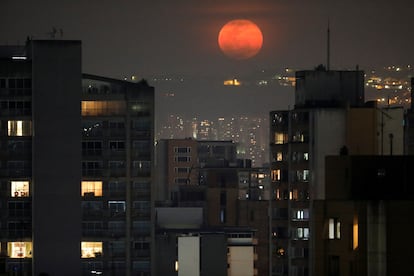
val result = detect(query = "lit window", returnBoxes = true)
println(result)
[8,242,32,258]
[292,131,304,142]
[304,228,309,239]
[328,218,341,239]
[289,189,298,200]
[294,228,309,240]
[303,153,309,161]
[175,260,179,272]
[276,247,285,257]
[296,170,310,182]
[276,152,283,161]
[81,242,103,258]
[353,216,359,250]
[81,101,126,116]
[275,188,280,200]
[220,208,226,223]
[303,170,309,181]
[274,132,287,144]
[81,181,102,197]
[271,169,281,181]
[11,181,29,197]
[7,120,32,136]
[293,209,309,220]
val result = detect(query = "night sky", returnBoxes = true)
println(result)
[2,0,414,119]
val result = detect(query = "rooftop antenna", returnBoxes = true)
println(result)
[327,19,330,71]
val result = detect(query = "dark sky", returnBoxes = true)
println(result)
[2,0,414,118]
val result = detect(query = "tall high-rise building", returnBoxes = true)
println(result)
[269,67,404,276]
[0,40,154,276]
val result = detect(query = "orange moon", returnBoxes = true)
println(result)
[218,19,263,60]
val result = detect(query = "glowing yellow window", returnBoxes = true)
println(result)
[276,152,283,161]
[11,181,30,197]
[81,242,103,258]
[271,169,281,181]
[7,120,32,136]
[353,216,359,250]
[81,101,126,116]
[8,242,32,258]
[274,132,286,144]
[81,181,102,197]
[289,189,298,200]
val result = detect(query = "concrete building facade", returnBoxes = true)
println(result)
[312,155,414,276]
[269,67,405,276]
[155,138,271,276]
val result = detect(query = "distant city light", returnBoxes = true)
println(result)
[224,78,241,86]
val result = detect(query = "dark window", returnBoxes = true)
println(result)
[328,255,340,276]
[220,191,227,205]
[8,79,16,88]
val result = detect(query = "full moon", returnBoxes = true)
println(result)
[218,19,263,60]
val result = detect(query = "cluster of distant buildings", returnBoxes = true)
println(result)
[156,115,268,167]
[0,39,413,276]
[155,65,413,168]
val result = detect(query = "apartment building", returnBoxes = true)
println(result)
[81,74,154,276]
[155,138,271,275]
[269,67,406,276]
[313,155,414,276]
[0,40,154,276]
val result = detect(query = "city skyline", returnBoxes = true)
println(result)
[1,37,413,275]
[2,0,414,121]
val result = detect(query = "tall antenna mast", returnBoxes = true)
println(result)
[327,19,330,71]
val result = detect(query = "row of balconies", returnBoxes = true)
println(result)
[82,129,151,138]
[82,169,151,178]
[0,229,31,239]
[0,168,151,178]
[1,209,31,218]
[0,109,31,116]
[82,149,150,159]
[81,210,150,219]
[82,230,151,240]
[0,189,149,199]
[0,168,31,177]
